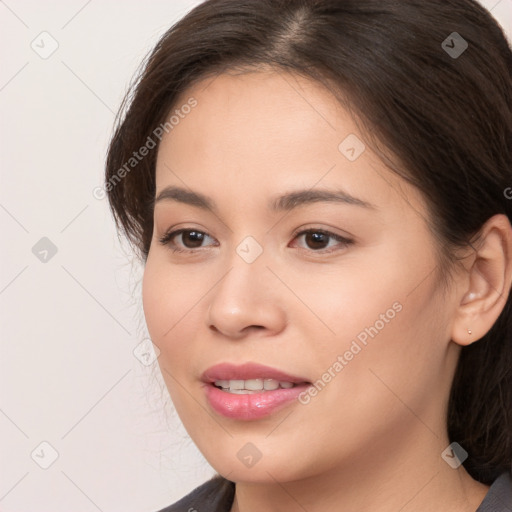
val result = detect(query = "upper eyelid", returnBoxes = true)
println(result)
[158,228,216,245]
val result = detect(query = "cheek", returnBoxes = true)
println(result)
[142,252,212,384]
[142,255,192,358]
[304,246,448,404]
[290,256,406,357]
[317,271,448,431]
[141,258,167,342]
[284,282,449,473]
[142,258,196,411]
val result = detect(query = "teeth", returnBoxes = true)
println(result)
[229,380,244,390]
[214,379,296,393]
[263,378,279,390]
[245,379,264,390]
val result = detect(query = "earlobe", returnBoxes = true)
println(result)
[451,214,512,347]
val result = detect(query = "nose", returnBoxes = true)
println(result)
[206,250,287,340]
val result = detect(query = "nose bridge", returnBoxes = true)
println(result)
[206,237,285,337]
[217,234,269,302]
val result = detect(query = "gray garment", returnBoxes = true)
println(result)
[158,471,512,512]
[476,472,512,512]
[157,475,234,512]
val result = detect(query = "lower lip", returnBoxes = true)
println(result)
[204,383,311,420]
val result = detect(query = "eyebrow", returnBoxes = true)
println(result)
[154,186,375,213]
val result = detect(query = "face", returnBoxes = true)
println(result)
[143,70,460,482]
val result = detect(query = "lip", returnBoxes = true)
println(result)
[201,362,309,384]
[201,362,311,420]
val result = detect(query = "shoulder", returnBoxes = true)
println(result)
[476,471,512,512]
[155,475,236,512]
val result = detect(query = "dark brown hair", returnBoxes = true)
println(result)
[105,0,512,485]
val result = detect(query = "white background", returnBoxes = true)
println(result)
[1,1,511,511]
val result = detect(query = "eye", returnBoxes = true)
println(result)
[290,229,353,254]
[158,227,353,255]
[158,228,217,253]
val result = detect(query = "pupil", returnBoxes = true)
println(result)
[183,231,204,248]
[306,232,328,249]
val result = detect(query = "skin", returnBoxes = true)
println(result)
[142,69,512,512]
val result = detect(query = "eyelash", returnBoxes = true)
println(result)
[158,228,354,255]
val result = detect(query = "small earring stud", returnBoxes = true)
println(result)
[468,329,472,335]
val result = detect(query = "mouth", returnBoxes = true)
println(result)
[201,362,312,420]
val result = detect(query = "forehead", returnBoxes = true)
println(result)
[158,70,350,165]
[154,70,427,220]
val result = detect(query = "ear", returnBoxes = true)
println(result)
[451,214,512,346]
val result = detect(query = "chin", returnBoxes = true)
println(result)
[202,446,311,484]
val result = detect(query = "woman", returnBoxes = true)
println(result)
[105,0,512,510]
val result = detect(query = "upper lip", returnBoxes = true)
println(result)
[202,362,310,384]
